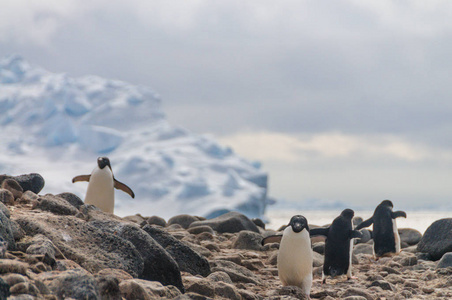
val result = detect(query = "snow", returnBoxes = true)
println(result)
[0,55,269,220]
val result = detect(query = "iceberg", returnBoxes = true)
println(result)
[0,55,269,220]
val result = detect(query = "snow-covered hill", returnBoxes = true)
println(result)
[0,55,268,219]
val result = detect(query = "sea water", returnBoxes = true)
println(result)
[265,210,452,234]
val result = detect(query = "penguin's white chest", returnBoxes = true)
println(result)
[277,228,313,294]
[392,218,401,253]
[85,167,115,213]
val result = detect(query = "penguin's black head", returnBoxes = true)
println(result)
[340,209,355,219]
[380,200,393,208]
[97,157,111,170]
[288,215,309,233]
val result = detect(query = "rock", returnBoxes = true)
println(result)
[168,214,200,229]
[0,278,10,300]
[12,173,45,194]
[0,208,16,250]
[210,260,261,284]
[187,226,215,235]
[95,268,134,281]
[34,194,79,216]
[417,218,452,260]
[184,276,215,298]
[25,234,57,266]
[143,225,211,277]
[146,216,167,227]
[90,221,185,292]
[356,229,372,244]
[399,255,418,266]
[312,251,324,267]
[340,287,375,300]
[353,244,373,255]
[269,286,308,299]
[95,275,121,300]
[251,218,266,229]
[213,281,241,300]
[14,211,144,277]
[9,282,40,297]
[46,269,100,299]
[0,189,14,205]
[119,279,181,299]
[369,280,394,291]
[56,192,84,209]
[398,228,422,245]
[1,179,23,199]
[207,271,233,284]
[232,231,263,251]
[312,242,325,254]
[0,203,10,218]
[343,297,367,300]
[436,252,452,269]
[189,212,259,234]
[123,214,146,224]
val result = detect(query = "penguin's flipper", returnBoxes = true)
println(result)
[72,175,91,183]
[350,230,363,239]
[392,211,407,219]
[309,227,329,237]
[261,234,283,246]
[114,179,135,198]
[354,217,374,230]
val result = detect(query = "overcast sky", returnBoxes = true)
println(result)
[1,0,452,209]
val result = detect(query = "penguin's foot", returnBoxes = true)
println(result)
[347,276,358,280]
[322,278,326,284]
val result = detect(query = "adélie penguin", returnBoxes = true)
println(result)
[263,215,313,298]
[72,157,135,213]
[309,209,362,283]
[354,200,407,258]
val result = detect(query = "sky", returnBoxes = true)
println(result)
[1,0,452,210]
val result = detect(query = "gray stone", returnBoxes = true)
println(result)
[187,226,215,235]
[313,251,324,267]
[189,212,259,234]
[398,228,422,245]
[269,286,308,299]
[89,220,185,292]
[0,189,14,205]
[312,242,325,254]
[143,225,211,277]
[14,211,144,277]
[56,192,84,209]
[168,214,200,229]
[25,234,57,266]
[1,179,23,199]
[0,277,10,300]
[34,194,79,216]
[207,271,233,284]
[437,252,452,269]
[232,231,263,251]
[47,269,100,300]
[417,218,452,260]
[340,288,375,300]
[95,275,121,300]
[0,208,15,251]
[251,218,266,229]
[213,281,241,300]
[356,229,372,244]
[119,279,181,300]
[369,280,394,291]
[13,173,45,194]
[209,260,261,285]
[184,276,215,298]
[146,215,167,227]
[353,243,373,255]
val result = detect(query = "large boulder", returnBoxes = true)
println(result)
[398,228,422,246]
[13,209,144,277]
[89,220,185,292]
[417,218,452,260]
[0,174,45,195]
[0,207,16,251]
[436,252,452,269]
[188,212,259,234]
[143,225,211,277]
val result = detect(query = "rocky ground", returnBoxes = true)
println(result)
[0,173,451,300]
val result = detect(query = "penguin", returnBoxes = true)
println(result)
[72,157,135,213]
[354,200,406,258]
[263,215,313,298]
[309,209,362,283]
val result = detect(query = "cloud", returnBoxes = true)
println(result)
[218,131,451,163]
